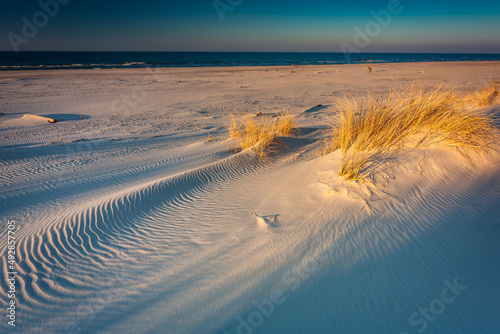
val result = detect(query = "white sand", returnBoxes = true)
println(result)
[0,62,499,333]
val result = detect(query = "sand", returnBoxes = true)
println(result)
[0,62,499,333]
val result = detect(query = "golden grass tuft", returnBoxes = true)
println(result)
[366,60,372,72]
[229,110,296,158]
[323,83,498,181]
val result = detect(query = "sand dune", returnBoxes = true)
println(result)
[1,63,499,333]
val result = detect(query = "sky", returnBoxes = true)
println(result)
[0,0,499,52]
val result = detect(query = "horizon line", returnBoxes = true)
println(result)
[1,50,500,54]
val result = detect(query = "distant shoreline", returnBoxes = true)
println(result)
[1,60,500,75]
[1,51,500,71]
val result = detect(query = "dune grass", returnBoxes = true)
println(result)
[323,83,498,181]
[366,60,372,72]
[229,110,296,158]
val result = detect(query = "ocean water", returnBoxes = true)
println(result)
[1,51,500,71]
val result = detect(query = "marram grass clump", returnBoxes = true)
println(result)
[229,110,296,158]
[323,83,498,181]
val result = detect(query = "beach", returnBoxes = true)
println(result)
[1,61,499,333]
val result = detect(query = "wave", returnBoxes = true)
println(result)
[1,52,499,71]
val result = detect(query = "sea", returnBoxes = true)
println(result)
[1,51,500,71]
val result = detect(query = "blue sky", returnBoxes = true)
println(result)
[1,0,499,52]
